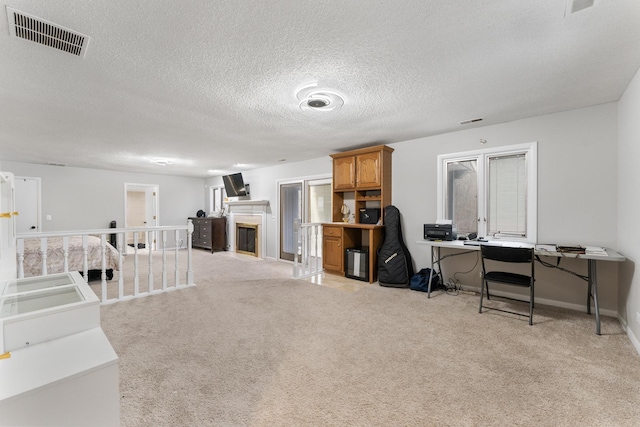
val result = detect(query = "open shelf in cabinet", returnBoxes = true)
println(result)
[355,190,382,202]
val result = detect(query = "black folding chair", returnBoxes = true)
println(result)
[478,245,535,325]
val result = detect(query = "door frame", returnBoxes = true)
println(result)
[124,183,159,250]
[278,181,302,261]
[276,174,331,262]
[15,176,41,233]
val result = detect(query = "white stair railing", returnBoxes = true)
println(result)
[293,221,323,279]
[15,220,195,304]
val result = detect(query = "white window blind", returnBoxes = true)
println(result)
[487,154,527,236]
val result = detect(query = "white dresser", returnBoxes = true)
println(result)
[0,272,120,426]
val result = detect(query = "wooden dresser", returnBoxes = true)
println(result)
[189,217,227,252]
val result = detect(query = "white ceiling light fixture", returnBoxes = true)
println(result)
[296,82,345,111]
[150,158,173,166]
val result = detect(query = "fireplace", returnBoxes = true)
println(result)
[226,200,269,259]
[236,223,258,257]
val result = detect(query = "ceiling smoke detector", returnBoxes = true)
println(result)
[296,82,344,111]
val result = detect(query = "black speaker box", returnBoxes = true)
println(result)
[359,208,380,224]
[345,247,369,281]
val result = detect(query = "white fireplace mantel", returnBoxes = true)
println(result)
[226,200,269,258]
[226,199,269,213]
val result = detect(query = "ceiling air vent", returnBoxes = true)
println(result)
[6,6,90,57]
[459,117,484,125]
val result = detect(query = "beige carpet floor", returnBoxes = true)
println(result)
[99,249,640,427]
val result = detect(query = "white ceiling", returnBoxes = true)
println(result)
[1,0,639,178]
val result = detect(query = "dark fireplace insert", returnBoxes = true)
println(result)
[236,223,258,256]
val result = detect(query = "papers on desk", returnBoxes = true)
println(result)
[534,244,609,257]
[585,246,608,256]
[535,244,557,252]
[557,245,585,254]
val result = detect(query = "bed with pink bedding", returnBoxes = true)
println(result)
[19,235,120,279]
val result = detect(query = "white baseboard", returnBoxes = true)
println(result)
[618,315,640,356]
[460,284,618,318]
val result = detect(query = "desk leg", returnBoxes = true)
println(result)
[427,246,435,298]
[589,259,601,335]
[427,246,443,298]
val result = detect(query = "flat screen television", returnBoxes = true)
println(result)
[222,172,247,197]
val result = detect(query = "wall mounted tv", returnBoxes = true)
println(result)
[222,172,247,197]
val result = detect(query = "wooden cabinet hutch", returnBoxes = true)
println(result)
[323,145,393,282]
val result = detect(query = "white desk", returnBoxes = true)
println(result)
[415,239,625,335]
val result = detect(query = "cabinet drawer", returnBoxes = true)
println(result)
[323,226,342,237]
[191,219,208,228]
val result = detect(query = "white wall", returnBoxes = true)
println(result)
[618,66,640,347]
[205,156,333,259]
[3,99,628,315]
[1,162,205,232]
[207,103,621,313]
[391,103,620,312]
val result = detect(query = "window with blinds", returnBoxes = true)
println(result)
[487,153,527,237]
[437,143,537,242]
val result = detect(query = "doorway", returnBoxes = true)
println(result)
[279,183,301,261]
[14,176,41,233]
[124,183,159,250]
[278,177,331,262]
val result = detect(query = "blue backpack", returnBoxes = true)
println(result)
[409,268,441,292]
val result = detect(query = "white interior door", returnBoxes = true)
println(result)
[14,176,40,233]
[0,172,16,280]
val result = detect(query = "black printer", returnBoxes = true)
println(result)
[424,223,457,241]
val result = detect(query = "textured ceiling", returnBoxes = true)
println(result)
[1,0,639,178]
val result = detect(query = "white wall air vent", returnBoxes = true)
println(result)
[6,6,90,57]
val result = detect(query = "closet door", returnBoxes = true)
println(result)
[14,176,40,233]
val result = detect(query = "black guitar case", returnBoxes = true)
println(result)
[377,205,414,287]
